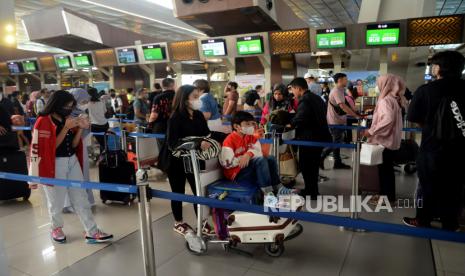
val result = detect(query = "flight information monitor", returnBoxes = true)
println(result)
[236,35,264,55]
[142,45,166,61]
[201,39,227,56]
[73,53,93,68]
[117,48,139,64]
[316,28,346,49]
[7,62,23,74]
[366,23,400,46]
[22,60,38,72]
[55,56,73,70]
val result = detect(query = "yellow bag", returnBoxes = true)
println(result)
[279,146,298,177]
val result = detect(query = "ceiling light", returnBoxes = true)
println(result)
[5,24,14,32]
[80,0,205,36]
[430,43,462,50]
[4,34,15,44]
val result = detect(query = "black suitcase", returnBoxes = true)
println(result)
[394,139,419,174]
[0,150,31,201]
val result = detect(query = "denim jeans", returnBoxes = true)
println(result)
[235,156,280,192]
[42,155,98,235]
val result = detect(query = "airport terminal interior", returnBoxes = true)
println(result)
[0,0,465,275]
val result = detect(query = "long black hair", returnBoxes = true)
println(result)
[172,85,197,117]
[39,90,76,117]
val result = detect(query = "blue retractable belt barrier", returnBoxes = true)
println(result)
[108,118,139,124]
[12,126,32,131]
[259,138,355,149]
[0,172,137,194]
[150,189,465,244]
[0,171,463,244]
[128,132,165,139]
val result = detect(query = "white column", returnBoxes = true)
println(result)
[332,52,342,73]
[258,56,271,95]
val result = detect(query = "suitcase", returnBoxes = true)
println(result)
[359,164,380,194]
[207,180,261,204]
[0,150,31,201]
[98,133,136,205]
[98,160,136,204]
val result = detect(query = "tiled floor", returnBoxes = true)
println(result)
[1,156,464,276]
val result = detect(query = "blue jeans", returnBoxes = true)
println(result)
[235,156,280,190]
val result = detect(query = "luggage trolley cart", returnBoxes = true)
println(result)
[178,137,304,258]
[132,126,160,181]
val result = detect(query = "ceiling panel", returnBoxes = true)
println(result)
[285,0,361,28]
[437,0,465,15]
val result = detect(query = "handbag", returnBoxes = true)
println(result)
[171,136,221,161]
[360,143,385,166]
[279,145,298,177]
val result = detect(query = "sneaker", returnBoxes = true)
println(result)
[201,220,216,236]
[85,230,113,244]
[173,222,194,236]
[51,227,66,243]
[402,217,430,228]
[333,163,351,169]
[277,186,298,196]
[264,193,279,208]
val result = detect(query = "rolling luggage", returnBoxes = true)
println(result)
[0,150,31,201]
[98,133,136,205]
[359,165,380,194]
[207,180,261,204]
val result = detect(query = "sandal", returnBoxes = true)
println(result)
[173,223,194,236]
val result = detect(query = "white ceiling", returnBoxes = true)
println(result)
[285,0,362,28]
[436,0,465,15]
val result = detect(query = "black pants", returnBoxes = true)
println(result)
[321,128,344,165]
[167,156,197,222]
[299,146,323,197]
[377,149,396,202]
[416,152,463,230]
[91,123,109,152]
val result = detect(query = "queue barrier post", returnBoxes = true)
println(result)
[272,129,280,176]
[137,172,157,276]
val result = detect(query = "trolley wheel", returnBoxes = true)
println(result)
[264,243,285,257]
[404,163,417,174]
[284,223,303,241]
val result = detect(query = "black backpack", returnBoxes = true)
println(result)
[432,96,465,145]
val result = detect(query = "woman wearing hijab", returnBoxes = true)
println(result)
[260,84,296,130]
[363,74,405,204]
[63,88,95,213]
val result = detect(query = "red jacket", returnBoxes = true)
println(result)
[29,115,83,182]
[219,131,262,180]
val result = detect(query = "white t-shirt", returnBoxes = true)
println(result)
[88,101,108,125]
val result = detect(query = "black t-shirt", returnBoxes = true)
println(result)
[0,105,11,131]
[408,78,465,153]
[166,110,210,150]
[52,117,76,157]
[151,90,175,133]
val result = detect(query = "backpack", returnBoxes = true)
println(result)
[432,96,465,145]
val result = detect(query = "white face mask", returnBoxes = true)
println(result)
[241,126,255,136]
[78,103,89,111]
[190,99,202,110]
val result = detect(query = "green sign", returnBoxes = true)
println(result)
[237,36,264,55]
[74,54,92,67]
[142,45,165,61]
[22,60,37,72]
[316,28,346,48]
[56,56,72,69]
[366,24,400,46]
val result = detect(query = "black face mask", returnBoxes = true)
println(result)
[56,107,73,118]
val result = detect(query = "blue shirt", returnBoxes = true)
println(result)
[199,93,221,120]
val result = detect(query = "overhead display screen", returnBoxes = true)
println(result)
[366,23,400,46]
[22,60,38,72]
[236,35,264,55]
[316,28,346,49]
[117,48,139,64]
[55,56,73,70]
[73,53,93,68]
[201,39,227,56]
[142,45,166,61]
[7,62,23,74]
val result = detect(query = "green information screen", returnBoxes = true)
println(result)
[316,28,346,48]
[142,45,166,61]
[237,35,264,55]
[73,53,93,67]
[22,60,38,72]
[56,56,72,70]
[366,23,400,46]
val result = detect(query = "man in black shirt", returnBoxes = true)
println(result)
[289,78,332,199]
[149,78,176,134]
[404,51,465,231]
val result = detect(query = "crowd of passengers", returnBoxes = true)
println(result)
[0,50,463,244]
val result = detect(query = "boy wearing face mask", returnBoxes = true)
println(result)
[220,111,298,205]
